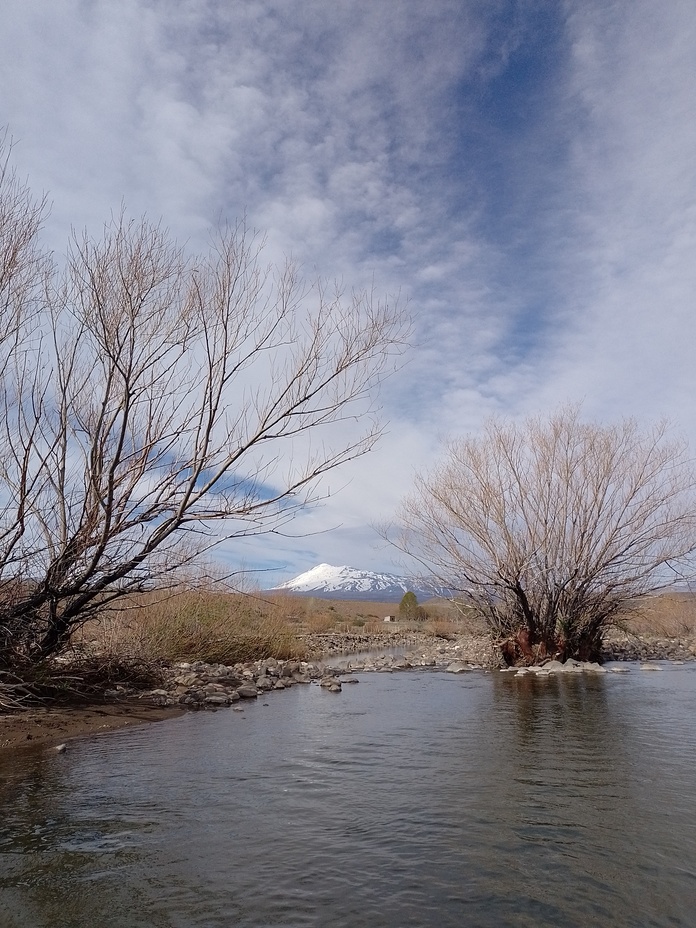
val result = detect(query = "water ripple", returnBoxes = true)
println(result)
[1,667,696,927]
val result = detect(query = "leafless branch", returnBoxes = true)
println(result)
[392,406,696,663]
[0,142,408,662]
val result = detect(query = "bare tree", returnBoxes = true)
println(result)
[0,131,49,355]
[0,155,406,662]
[394,408,696,664]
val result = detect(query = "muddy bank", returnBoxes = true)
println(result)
[0,703,183,754]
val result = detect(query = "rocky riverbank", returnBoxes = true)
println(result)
[601,630,696,662]
[2,630,695,753]
[133,630,696,709]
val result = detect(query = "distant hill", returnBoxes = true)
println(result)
[268,563,438,603]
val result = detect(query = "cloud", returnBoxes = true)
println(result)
[2,0,696,579]
[518,0,696,423]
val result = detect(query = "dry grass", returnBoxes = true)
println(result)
[74,590,448,665]
[263,594,399,635]
[618,592,696,638]
[69,587,696,671]
[75,590,308,665]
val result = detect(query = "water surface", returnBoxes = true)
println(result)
[1,666,695,927]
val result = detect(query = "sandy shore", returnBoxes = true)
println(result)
[0,702,184,754]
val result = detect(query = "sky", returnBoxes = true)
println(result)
[1,0,695,584]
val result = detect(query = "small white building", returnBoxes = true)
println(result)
[383,615,396,623]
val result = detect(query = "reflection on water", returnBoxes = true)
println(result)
[1,666,696,927]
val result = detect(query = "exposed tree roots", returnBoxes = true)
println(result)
[0,655,166,712]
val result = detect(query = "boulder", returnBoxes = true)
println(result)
[583,662,608,673]
[236,684,260,698]
[205,694,230,706]
[391,657,412,670]
[446,661,470,673]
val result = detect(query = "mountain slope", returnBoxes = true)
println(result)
[270,564,432,602]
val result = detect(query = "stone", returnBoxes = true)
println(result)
[446,662,470,673]
[583,662,607,673]
[391,657,412,670]
[640,663,663,671]
[204,683,227,694]
[236,684,260,698]
[173,673,199,686]
[255,675,275,691]
[205,694,230,706]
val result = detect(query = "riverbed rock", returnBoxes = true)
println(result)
[541,660,566,673]
[205,694,230,706]
[391,657,412,670]
[236,684,260,698]
[581,661,605,673]
[446,662,470,673]
[173,673,200,686]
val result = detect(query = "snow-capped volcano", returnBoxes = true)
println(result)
[271,564,430,601]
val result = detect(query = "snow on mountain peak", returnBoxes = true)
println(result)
[274,563,413,596]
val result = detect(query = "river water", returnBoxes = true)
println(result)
[1,665,696,928]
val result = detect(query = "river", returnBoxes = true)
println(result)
[1,664,696,927]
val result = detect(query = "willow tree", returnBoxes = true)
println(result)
[394,408,696,664]
[0,141,406,663]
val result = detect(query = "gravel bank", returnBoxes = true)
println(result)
[3,631,694,753]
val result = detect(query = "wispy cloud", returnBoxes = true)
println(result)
[1,0,695,579]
